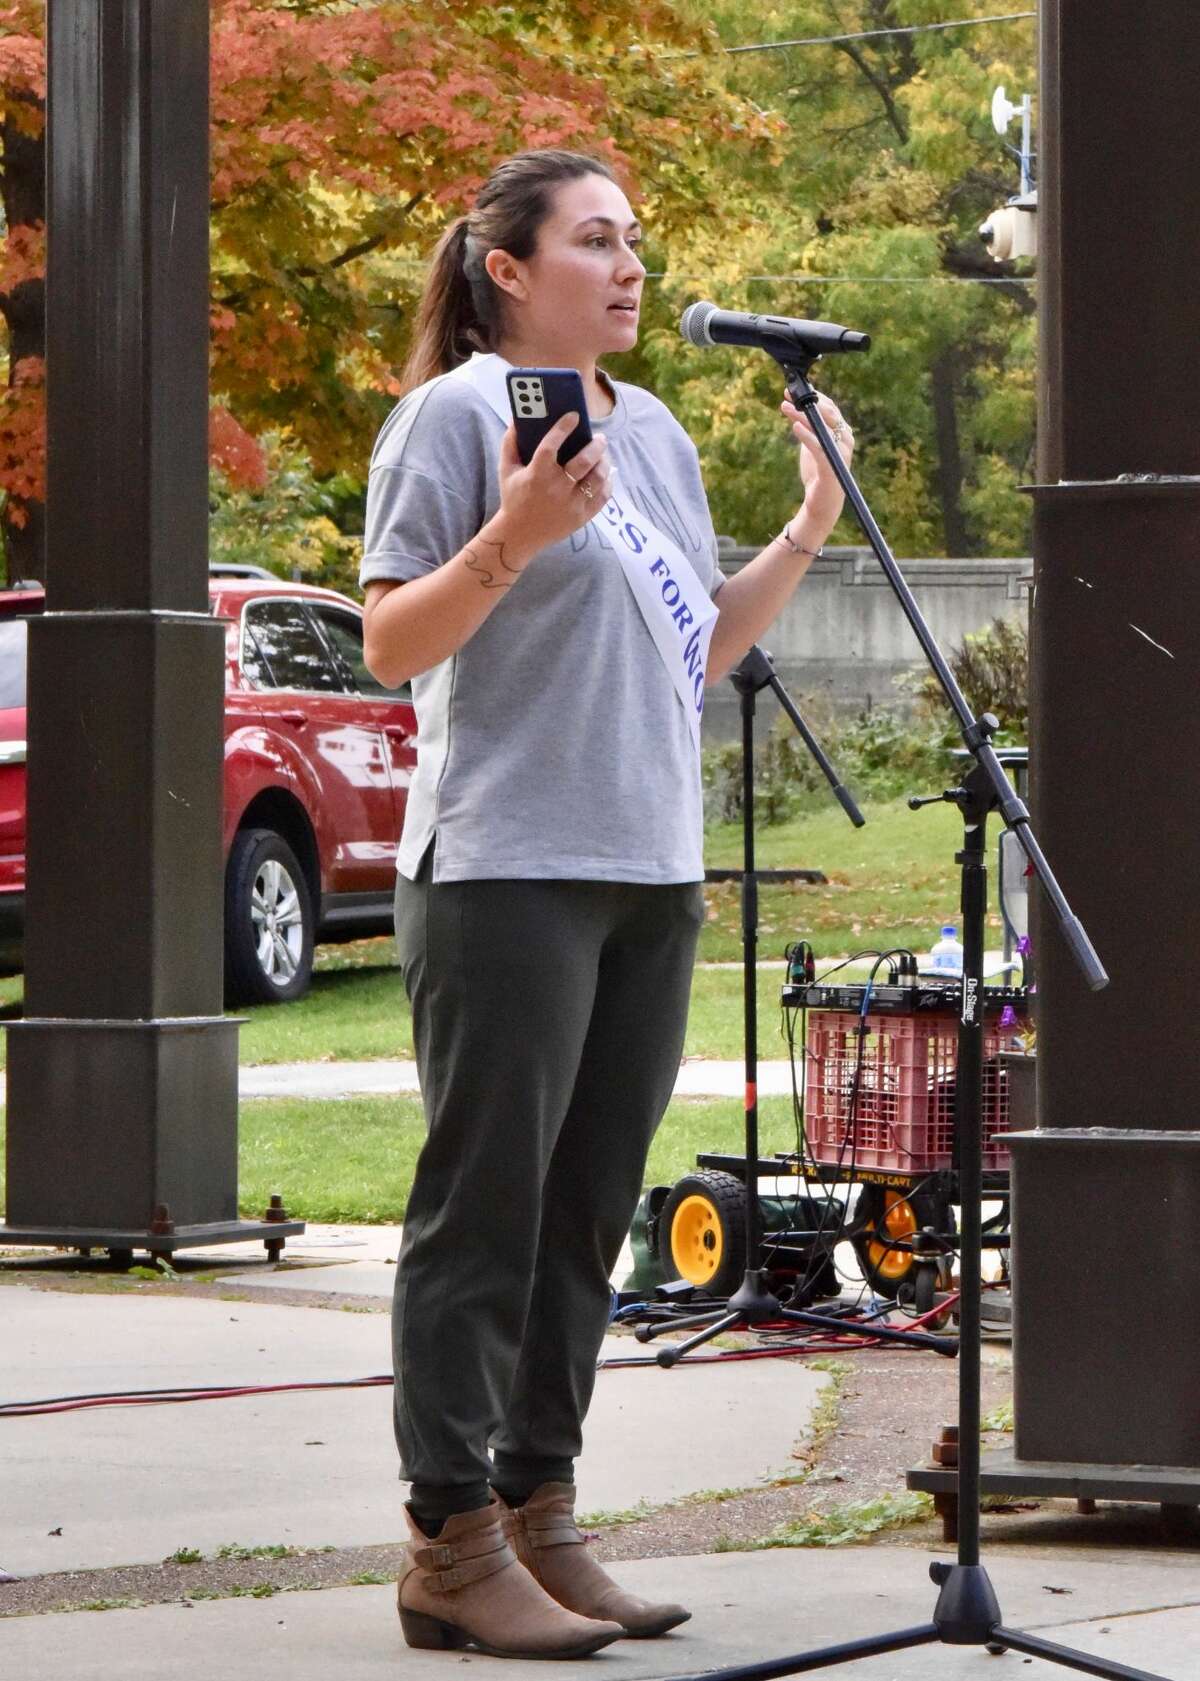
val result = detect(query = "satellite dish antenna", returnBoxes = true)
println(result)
[991,85,1018,136]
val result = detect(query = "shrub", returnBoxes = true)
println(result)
[907,616,1028,737]
[702,704,950,825]
[703,616,1028,826]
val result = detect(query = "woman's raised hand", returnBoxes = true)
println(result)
[781,391,854,545]
[495,414,612,557]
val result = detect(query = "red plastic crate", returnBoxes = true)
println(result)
[803,1010,1022,1174]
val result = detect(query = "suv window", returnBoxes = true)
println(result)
[312,606,412,701]
[242,600,346,693]
[0,620,27,710]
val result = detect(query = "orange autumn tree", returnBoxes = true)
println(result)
[0,0,777,583]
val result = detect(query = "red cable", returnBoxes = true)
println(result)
[0,1376,393,1419]
[2,1287,979,1415]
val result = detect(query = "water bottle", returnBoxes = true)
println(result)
[930,924,963,976]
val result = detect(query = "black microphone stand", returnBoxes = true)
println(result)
[656,356,1173,1681]
[635,647,958,1363]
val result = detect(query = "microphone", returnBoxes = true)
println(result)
[680,300,870,360]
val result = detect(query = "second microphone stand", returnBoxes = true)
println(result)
[635,645,957,1365]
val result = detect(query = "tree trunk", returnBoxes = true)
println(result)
[1,97,47,585]
[930,349,971,557]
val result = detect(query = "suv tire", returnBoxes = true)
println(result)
[225,827,315,1005]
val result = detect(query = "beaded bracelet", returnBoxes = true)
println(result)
[773,524,824,561]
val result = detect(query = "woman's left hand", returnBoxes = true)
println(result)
[781,391,854,543]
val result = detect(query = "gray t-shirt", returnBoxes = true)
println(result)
[360,364,721,884]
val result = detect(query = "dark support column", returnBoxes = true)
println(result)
[1012,0,1200,1475]
[2,1,300,1257]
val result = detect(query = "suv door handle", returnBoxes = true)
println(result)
[277,709,308,727]
[383,724,411,741]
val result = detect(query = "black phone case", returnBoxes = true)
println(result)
[506,368,593,468]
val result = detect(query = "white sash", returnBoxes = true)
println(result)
[448,353,718,753]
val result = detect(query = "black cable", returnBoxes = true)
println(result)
[760,944,880,1284]
[758,948,816,1277]
[829,953,901,1278]
[782,948,934,1301]
[782,991,863,1298]
[774,950,1013,1315]
[771,984,851,1295]
[788,960,880,1297]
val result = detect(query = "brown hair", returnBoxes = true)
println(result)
[397,150,620,397]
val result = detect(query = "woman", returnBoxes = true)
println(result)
[362,149,852,1661]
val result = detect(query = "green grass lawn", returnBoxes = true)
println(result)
[0,800,1009,1229]
[0,1094,802,1227]
[0,798,980,1072]
[700,794,976,961]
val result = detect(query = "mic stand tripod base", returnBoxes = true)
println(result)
[633,1268,957,1365]
[635,1269,782,1369]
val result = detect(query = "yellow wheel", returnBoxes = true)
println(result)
[671,1195,726,1284]
[868,1191,918,1286]
[658,1170,746,1297]
[851,1185,945,1300]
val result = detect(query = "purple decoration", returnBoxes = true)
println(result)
[1017,935,1032,956]
[999,1005,1019,1031]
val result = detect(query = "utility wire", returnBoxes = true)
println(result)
[643,273,1035,286]
[670,12,1036,59]
[378,261,1034,287]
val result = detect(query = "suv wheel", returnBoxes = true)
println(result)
[225,827,315,1005]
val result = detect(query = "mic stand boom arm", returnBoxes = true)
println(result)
[780,355,1107,992]
[736,645,865,830]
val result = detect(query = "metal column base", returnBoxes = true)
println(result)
[0,1216,305,1264]
[6,1016,242,1230]
[908,1446,1200,1540]
[3,1015,305,1259]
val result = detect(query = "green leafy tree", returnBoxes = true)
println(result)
[0,0,777,581]
[209,435,363,596]
[614,1,1037,556]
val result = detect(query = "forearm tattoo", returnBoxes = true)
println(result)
[463,536,523,590]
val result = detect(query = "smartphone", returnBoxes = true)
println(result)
[506,368,594,468]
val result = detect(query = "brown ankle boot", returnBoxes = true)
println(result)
[498,1483,691,1638]
[396,1497,624,1659]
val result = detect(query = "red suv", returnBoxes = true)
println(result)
[0,568,416,1003]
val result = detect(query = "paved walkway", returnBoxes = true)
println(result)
[1,1223,1194,1677]
[0,1284,823,1577]
[238,1057,792,1100]
[3,1546,1197,1677]
[6,955,1189,1677]
[239,950,1018,1101]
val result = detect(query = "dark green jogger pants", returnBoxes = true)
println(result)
[391,869,704,1496]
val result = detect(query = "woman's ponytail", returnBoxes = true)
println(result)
[395,150,619,400]
[396,217,488,397]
